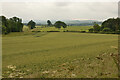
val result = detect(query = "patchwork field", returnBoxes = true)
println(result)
[2,26,118,78]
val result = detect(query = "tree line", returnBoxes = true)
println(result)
[1,15,67,34]
[1,15,120,34]
[1,16,23,34]
[26,20,67,29]
[89,18,120,34]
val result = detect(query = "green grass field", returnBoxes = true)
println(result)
[2,26,118,78]
[31,26,92,32]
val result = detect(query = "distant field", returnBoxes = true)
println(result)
[31,26,93,32]
[2,30,118,78]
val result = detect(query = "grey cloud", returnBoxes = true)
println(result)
[1,2,118,22]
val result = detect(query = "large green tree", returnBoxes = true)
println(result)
[93,23,101,32]
[1,16,23,34]
[47,20,52,27]
[9,17,23,32]
[1,16,8,34]
[54,21,67,29]
[101,18,120,32]
[27,20,36,29]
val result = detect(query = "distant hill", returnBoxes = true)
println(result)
[23,20,102,26]
[64,20,102,26]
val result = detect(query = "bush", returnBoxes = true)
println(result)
[47,31,60,32]
[80,31,86,33]
[2,25,7,34]
[88,28,94,33]
[102,28,111,32]
[66,30,69,32]
[93,23,101,32]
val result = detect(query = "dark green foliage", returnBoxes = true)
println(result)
[80,31,86,33]
[62,22,67,29]
[89,28,94,33]
[54,21,62,29]
[2,25,7,34]
[47,31,60,32]
[102,28,111,32]
[101,18,120,32]
[1,16,23,34]
[1,16,10,34]
[9,17,23,32]
[47,20,52,27]
[89,18,120,34]
[54,21,67,29]
[93,23,101,33]
[27,20,36,29]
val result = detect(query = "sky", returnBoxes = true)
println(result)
[0,1,119,22]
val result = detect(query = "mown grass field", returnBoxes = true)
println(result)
[2,26,118,78]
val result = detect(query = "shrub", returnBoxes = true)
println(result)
[102,28,111,32]
[88,28,94,33]
[80,31,86,33]
[93,23,101,32]
[66,30,69,32]
[47,31,60,32]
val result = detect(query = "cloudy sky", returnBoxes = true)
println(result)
[0,1,118,22]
